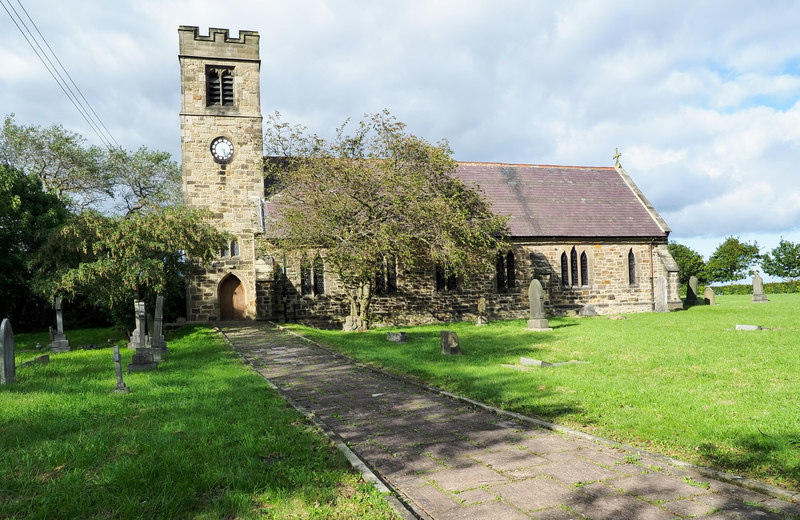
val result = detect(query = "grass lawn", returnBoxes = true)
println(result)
[287,294,800,491]
[1,326,397,520]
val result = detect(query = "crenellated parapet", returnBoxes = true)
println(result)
[178,25,259,61]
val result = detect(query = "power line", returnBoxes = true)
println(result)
[0,0,119,150]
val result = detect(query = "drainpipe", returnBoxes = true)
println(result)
[649,241,655,311]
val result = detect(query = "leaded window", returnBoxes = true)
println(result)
[561,252,569,287]
[570,247,578,287]
[628,249,636,285]
[580,251,588,286]
[313,256,324,295]
[300,257,312,296]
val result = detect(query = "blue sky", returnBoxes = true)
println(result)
[2,0,799,265]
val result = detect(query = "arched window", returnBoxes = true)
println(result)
[300,257,312,296]
[386,256,397,294]
[628,249,636,285]
[375,255,386,295]
[506,251,515,288]
[313,256,324,295]
[561,252,569,287]
[495,252,506,289]
[435,263,446,291]
[570,247,578,287]
[580,251,588,286]
[376,255,397,295]
[230,240,239,257]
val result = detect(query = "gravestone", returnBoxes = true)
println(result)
[654,276,669,312]
[580,304,598,317]
[386,331,408,343]
[113,345,131,392]
[127,347,157,373]
[520,357,552,367]
[687,276,699,306]
[475,296,488,326]
[150,295,167,358]
[752,274,768,303]
[49,296,72,352]
[440,331,461,355]
[735,324,762,331]
[128,300,147,349]
[526,279,552,331]
[1,318,15,385]
[703,287,716,306]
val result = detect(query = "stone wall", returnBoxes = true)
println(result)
[267,237,681,328]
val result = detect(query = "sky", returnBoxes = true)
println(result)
[2,0,800,265]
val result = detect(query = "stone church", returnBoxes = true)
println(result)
[178,26,681,327]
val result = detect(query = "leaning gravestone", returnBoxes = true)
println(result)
[527,279,552,331]
[752,274,768,303]
[1,318,15,385]
[386,331,408,343]
[49,296,71,353]
[475,296,488,326]
[440,331,461,355]
[149,295,167,359]
[654,276,669,313]
[703,287,716,306]
[128,300,147,350]
[687,276,699,306]
[113,345,131,392]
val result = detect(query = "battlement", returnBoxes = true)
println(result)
[178,26,259,61]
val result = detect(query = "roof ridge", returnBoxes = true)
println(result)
[456,161,615,170]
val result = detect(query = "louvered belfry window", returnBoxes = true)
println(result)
[206,66,234,106]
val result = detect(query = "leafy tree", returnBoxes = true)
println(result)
[106,145,182,215]
[667,241,706,285]
[1,114,110,210]
[263,111,508,331]
[761,239,800,281]
[34,207,228,329]
[0,165,69,325]
[705,236,760,284]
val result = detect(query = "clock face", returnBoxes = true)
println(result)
[210,137,234,163]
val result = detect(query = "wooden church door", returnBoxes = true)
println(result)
[219,275,246,321]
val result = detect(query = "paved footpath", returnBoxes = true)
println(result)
[221,323,800,520]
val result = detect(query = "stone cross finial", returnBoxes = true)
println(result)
[613,148,622,167]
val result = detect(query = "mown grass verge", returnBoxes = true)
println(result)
[287,294,800,491]
[1,326,397,520]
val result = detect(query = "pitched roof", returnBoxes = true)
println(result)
[452,162,669,238]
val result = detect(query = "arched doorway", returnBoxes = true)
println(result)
[219,275,246,321]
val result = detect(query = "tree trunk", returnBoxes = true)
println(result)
[342,283,372,331]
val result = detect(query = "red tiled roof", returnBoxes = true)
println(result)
[453,162,668,238]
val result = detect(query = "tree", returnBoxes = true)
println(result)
[34,206,228,329]
[761,239,800,281]
[263,111,508,331]
[0,164,69,325]
[667,241,706,285]
[705,236,760,284]
[1,114,110,210]
[106,145,182,215]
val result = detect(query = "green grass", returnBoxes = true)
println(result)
[1,326,397,520]
[287,294,800,491]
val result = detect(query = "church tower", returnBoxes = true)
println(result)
[178,26,263,321]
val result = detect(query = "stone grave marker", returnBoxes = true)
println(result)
[128,347,157,373]
[128,300,147,349]
[386,331,408,343]
[526,279,552,331]
[703,287,716,306]
[752,274,768,303]
[735,324,762,331]
[580,304,598,317]
[49,296,71,352]
[475,296,488,326]
[150,295,167,358]
[1,318,15,385]
[654,276,669,312]
[113,345,131,392]
[440,331,461,355]
[687,276,699,306]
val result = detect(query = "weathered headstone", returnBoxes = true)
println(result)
[580,304,598,317]
[440,331,461,355]
[520,357,551,367]
[752,274,768,303]
[386,331,408,343]
[654,276,669,313]
[150,295,168,357]
[703,287,716,306]
[475,296,488,326]
[527,279,552,331]
[49,296,71,353]
[687,276,699,306]
[735,324,762,331]
[1,318,15,385]
[128,347,157,373]
[113,345,131,392]
[128,300,147,349]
